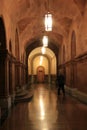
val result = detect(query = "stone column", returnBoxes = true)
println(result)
[15,62,20,90]
[0,50,11,109]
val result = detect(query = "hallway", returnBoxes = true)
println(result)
[1,84,87,130]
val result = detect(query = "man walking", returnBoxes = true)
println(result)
[57,72,65,97]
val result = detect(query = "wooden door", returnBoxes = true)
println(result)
[37,66,45,83]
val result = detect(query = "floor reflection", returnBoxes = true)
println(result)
[27,84,58,130]
[1,83,87,130]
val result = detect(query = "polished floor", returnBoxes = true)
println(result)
[1,84,87,130]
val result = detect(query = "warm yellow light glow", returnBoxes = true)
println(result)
[41,47,46,54]
[40,56,43,61]
[45,13,52,31]
[40,61,42,65]
[42,36,48,47]
[39,56,43,65]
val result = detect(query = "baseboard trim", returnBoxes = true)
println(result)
[65,86,87,104]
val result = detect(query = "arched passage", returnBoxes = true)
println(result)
[28,47,57,84]
[25,39,58,84]
[0,17,6,49]
[0,17,7,96]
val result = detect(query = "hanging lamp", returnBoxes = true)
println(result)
[45,12,52,31]
[42,35,48,47]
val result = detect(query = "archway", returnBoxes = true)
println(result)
[28,47,57,84]
[0,17,6,49]
[25,39,58,83]
[0,17,6,96]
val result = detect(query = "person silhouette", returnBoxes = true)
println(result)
[57,72,65,97]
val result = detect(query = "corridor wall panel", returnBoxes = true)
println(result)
[65,64,71,87]
[76,56,87,94]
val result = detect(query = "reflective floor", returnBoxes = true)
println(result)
[1,84,87,130]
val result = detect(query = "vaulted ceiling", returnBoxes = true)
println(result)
[4,0,87,52]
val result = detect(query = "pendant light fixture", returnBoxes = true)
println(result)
[44,0,52,31]
[45,12,52,31]
[41,46,46,54]
[42,35,48,47]
[42,0,52,48]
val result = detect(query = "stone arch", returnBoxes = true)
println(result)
[31,54,50,74]
[29,53,51,83]
[0,17,6,49]
[0,17,7,96]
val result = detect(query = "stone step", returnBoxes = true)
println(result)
[15,90,28,98]
[15,89,33,103]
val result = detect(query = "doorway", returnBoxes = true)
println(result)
[37,66,45,83]
[0,17,6,96]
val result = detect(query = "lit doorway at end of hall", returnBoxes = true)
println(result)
[37,66,45,83]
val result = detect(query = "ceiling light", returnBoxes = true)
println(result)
[42,36,48,47]
[41,47,46,54]
[45,12,52,31]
